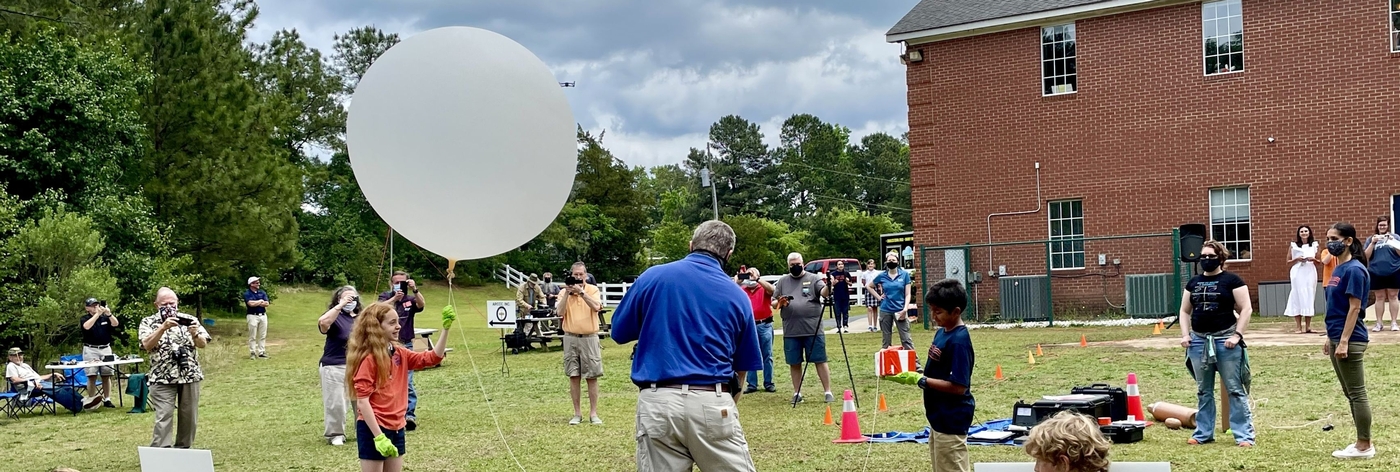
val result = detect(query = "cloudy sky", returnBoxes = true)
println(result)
[248,0,917,168]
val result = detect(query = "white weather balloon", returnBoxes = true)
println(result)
[346,27,575,261]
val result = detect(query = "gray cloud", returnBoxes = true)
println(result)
[250,0,917,167]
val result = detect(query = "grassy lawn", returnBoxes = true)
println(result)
[5,283,1399,471]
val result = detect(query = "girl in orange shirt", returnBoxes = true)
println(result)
[346,302,454,472]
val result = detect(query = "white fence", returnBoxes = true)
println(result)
[597,276,873,308]
[494,264,528,289]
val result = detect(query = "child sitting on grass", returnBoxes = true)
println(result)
[885,279,975,472]
[347,302,455,472]
[1024,412,1112,472]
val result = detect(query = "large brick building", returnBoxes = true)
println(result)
[887,0,1400,316]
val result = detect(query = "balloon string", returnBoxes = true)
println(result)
[447,267,526,472]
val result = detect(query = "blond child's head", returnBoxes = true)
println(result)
[1024,412,1111,472]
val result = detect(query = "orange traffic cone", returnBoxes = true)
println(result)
[1126,372,1149,424]
[1036,344,1043,356]
[878,393,889,412]
[823,405,834,425]
[1152,323,1162,335]
[994,365,1004,380]
[1080,334,1088,347]
[1028,350,1036,365]
[833,390,867,443]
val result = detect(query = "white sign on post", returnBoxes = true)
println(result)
[487,300,516,329]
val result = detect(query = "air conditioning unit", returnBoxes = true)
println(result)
[999,275,1048,321]
[1052,84,1074,94]
[1125,274,1172,318]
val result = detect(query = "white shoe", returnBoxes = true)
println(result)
[329,436,345,446]
[1332,443,1376,459]
[569,415,582,425]
[824,392,835,403]
[590,415,603,425]
[1391,323,1399,331]
[1373,324,1383,332]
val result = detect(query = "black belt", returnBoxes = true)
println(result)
[84,344,110,349]
[639,383,729,393]
[564,332,595,337]
[756,318,773,324]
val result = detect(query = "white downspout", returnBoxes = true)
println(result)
[986,162,1042,275]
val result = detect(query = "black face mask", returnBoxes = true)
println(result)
[543,278,552,283]
[789,264,804,277]
[1327,240,1348,257]
[1199,258,1222,273]
[886,261,899,270]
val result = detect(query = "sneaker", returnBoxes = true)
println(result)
[569,416,582,425]
[405,418,417,431]
[1374,324,1383,332]
[590,415,603,425]
[1333,444,1376,459]
[824,392,835,403]
[329,436,345,446]
[743,386,758,394]
[792,393,804,404]
[764,385,777,393]
[258,352,269,359]
[1392,323,1399,332]
[249,352,257,360]
[83,396,103,410]
[103,399,116,409]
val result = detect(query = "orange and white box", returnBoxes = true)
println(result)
[876,348,918,376]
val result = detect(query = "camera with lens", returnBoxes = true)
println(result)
[564,275,584,286]
[171,345,194,367]
[98,300,108,307]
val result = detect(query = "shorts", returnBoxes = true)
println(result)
[563,334,604,379]
[356,420,406,460]
[81,345,114,377]
[783,335,828,365]
[1370,271,1400,290]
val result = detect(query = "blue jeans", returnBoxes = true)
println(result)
[746,322,775,390]
[1188,333,1254,444]
[404,340,418,421]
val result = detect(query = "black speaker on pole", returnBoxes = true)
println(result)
[1179,224,1207,262]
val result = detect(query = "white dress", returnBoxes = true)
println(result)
[1284,242,1318,317]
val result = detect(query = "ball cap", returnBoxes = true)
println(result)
[6,347,21,356]
[85,298,101,306]
[247,276,261,285]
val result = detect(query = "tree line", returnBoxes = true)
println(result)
[0,0,909,359]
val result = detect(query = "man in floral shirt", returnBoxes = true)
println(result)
[139,287,210,449]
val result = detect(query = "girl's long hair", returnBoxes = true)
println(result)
[345,302,398,392]
[1333,222,1370,268]
[1295,225,1314,247]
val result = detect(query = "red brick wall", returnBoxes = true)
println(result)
[905,0,1400,313]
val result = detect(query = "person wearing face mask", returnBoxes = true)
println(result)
[317,286,362,446]
[1363,216,1400,332]
[774,252,834,404]
[735,266,777,394]
[1176,240,1255,447]
[869,251,916,351]
[138,287,210,449]
[1323,222,1375,460]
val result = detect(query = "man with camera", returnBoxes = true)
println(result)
[80,298,119,409]
[774,252,834,404]
[138,287,210,448]
[377,271,426,430]
[613,221,762,471]
[243,277,271,359]
[735,266,777,394]
[556,262,604,425]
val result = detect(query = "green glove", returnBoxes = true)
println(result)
[441,305,457,330]
[886,371,922,386]
[373,433,399,458]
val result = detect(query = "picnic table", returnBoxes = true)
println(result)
[44,357,145,415]
[411,329,454,368]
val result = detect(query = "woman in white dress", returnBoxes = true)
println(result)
[1285,225,1320,333]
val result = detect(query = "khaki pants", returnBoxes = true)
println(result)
[150,382,201,448]
[247,314,267,355]
[929,432,970,472]
[320,365,348,438]
[635,387,754,472]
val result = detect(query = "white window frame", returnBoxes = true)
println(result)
[1048,200,1085,270]
[1209,187,1252,262]
[1391,0,1400,53]
[1202,0,1245,76]
[1040,23,1078,96]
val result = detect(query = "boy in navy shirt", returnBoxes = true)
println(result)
[886,279,974,472]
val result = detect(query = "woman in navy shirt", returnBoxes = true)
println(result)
[317,286,362,446]
[1176,240,1255,447]
[1324,223,1374,460]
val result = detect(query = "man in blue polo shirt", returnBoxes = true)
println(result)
[244,277,270,359]
[613,220,762,472]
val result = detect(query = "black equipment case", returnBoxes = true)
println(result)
[1099,422,1145,444]
[1012,394,1113,427]
[1070,383,1128,421]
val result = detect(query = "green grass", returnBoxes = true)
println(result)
[5,284,1399,471]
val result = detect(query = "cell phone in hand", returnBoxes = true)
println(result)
[398,281,409,293]
[737,273,751,281]
[176,315,197,326]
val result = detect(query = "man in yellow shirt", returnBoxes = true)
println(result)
[557,261,603,425]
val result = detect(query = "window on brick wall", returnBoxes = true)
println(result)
[1203,0,1244,75]
[1049,200,1085,270]
[1391,0,1400,52]
[1041,23,1077,95]
[1209,187,1251,261]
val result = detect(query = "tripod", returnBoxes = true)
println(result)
[791,297,860,408]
